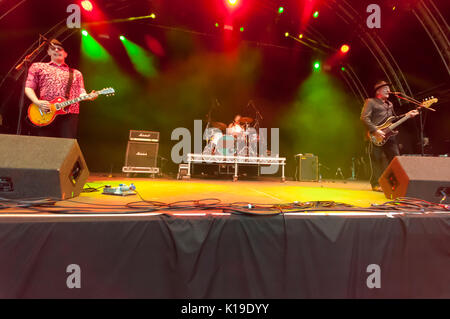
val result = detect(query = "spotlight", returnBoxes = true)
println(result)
[81,30,89,36]
[150,13,156,19]
[340,44,350,53]
[227,0,238,6]
[240,27,244,32]
[119,35,125,41]
[313,11,319,18]
[299,34,303,39]
[341,67,346,71]
[313,61,321,70]
[215,22,219,28]
[285,32,289,37]
[81,0,93,12]
[278,7,284,14]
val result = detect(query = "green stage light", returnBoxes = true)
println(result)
[313,61,321,70]
[215,22,219,28]
[278,7,284,14]
[121,38,157,77]
[82,30,88,36]
[81,32,111,62]
[313,11,319,18]
[120,35,125,41]
[240,27,244,32]
[341,67,346,71]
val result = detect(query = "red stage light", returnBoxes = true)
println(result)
[340,44,350,53]
[81,1,93,12]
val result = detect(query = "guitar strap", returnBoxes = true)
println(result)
[64,68,74,99]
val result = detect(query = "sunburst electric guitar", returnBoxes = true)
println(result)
[27,87,115,127]
[368,97,438,146]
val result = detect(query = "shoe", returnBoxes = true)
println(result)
[372,185,383,192]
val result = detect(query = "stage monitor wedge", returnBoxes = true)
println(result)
[379,155,450,203]
[0,134,89,199]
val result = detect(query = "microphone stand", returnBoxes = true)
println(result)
[15,35,48,135]
[419,107,425,156]
[392,92,435,157]
[249,100,263,131]
[318,163,330,182]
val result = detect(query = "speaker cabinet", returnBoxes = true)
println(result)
[0,134,89,199]
[379,156,450,203]
[296,154,319,181]
[124,141,158,168]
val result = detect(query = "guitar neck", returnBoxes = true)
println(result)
[389,114,411,130]
[55,94,93,110]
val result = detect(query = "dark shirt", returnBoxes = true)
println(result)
[360,98,399,133]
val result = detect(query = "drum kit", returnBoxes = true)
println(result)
[203,117,259,157]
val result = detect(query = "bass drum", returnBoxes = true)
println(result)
[216,135,235,156]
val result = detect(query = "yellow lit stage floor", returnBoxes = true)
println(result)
[0,174,392,220]
[82,175,387,206]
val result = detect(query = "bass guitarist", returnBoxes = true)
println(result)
[24,39,98,138]
[360,80,418,192]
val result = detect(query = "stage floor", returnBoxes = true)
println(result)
[84,175,387,204]
[0,174,391,218]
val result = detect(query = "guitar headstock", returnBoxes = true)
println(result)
[421,96,438,109]
[97,87,115,97]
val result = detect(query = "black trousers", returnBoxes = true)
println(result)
[370,137,400,187]
[28,113,79,139]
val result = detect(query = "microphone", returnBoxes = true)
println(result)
[39,35,55,48]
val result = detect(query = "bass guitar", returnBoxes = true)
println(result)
[368,97,437,146]
[27,87,115,127]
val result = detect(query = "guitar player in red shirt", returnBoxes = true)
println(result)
[24,39,98,138]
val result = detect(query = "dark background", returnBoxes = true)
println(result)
[0,0,449,179]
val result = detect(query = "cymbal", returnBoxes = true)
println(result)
[240,117,253,124]
[211,122,227,130]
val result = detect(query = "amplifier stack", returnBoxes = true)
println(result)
[122,130,160,175]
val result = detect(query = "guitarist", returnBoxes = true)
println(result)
[24,39,98,138]
[360,80,418,192]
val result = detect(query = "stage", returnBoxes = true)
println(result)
[0,175,449,298]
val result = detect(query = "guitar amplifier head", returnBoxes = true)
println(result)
[129,130,159,142]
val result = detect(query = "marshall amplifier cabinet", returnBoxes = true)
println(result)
[123,131,160,174]
[129,130,159,143]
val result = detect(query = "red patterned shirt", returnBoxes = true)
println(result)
[25,62,86,114]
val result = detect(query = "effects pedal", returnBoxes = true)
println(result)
[102,183,136,196]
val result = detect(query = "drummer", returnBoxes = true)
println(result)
[227,114,244,137]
